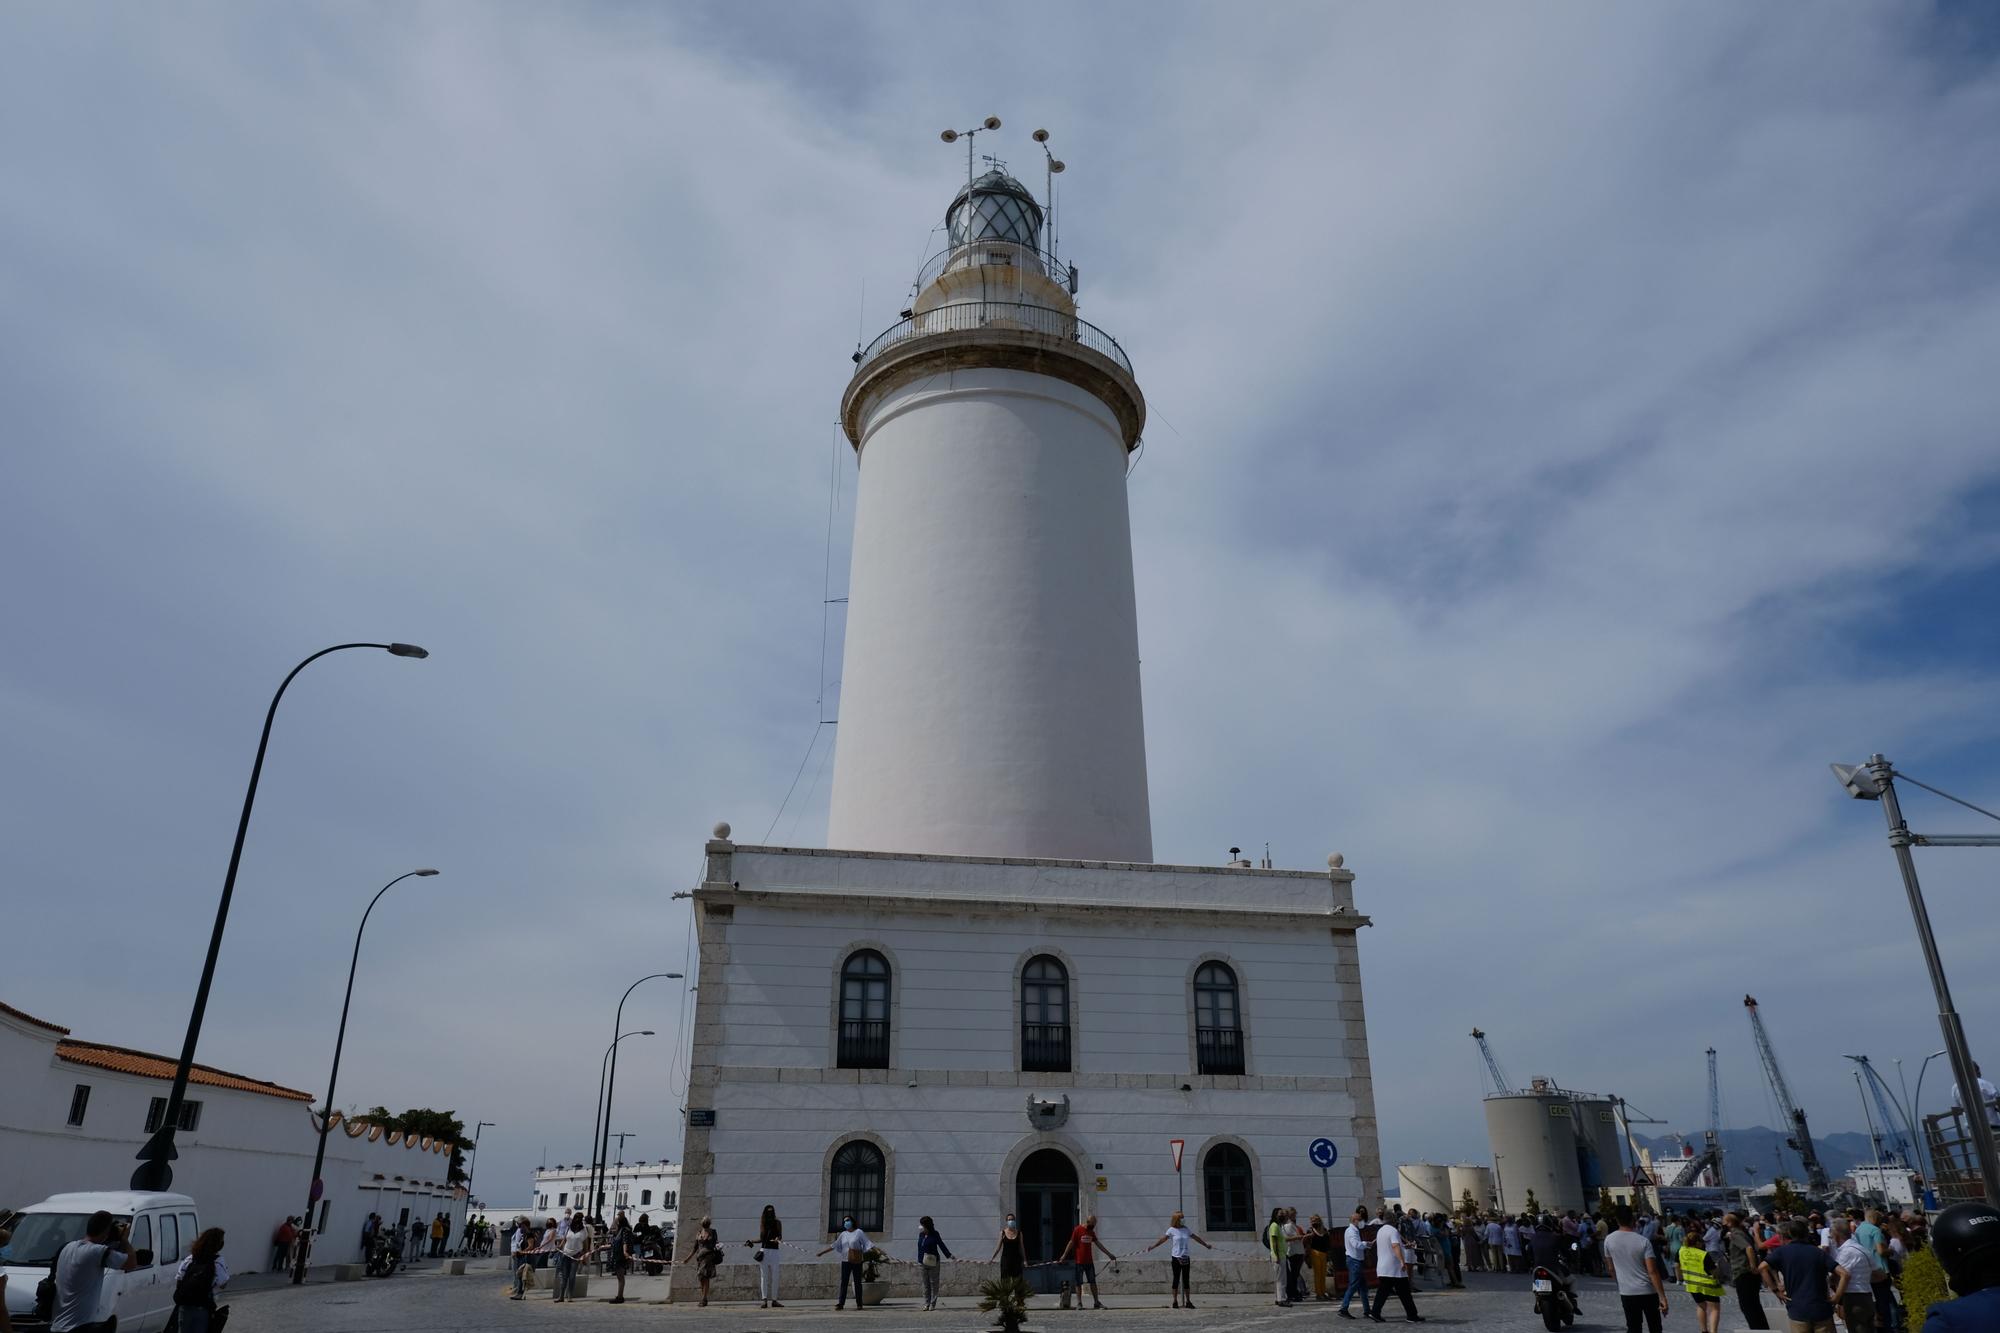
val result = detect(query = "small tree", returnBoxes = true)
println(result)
[1596,1187,1615,1219]
[979,1276,1032,1333]
[1458,1189,1479,1218]
[1771,1177,1803,1216]
[1900,1244,1950,1332]
[1522,1188,1542,1216]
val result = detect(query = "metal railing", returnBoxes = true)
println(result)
[914,239,1068,294]
[1196,1027,1245,1076]
[1925,1107,1993,1204]
[856,301,1132,376]
[837,1019,890,1069]
[1021,1023,1072,1073]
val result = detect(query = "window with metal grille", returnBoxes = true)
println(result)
[828,1140,886,1232]
[67,1084,90,1127]
[144,1097,202,1133]
[837,950,891,1069]
[1021,955,1072,1073]
[1193,962,1245,1075]
[1203,1143,1254,1231]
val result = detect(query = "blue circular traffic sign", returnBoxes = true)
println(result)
[1309,1137,1338,1168]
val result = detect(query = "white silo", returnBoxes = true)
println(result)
[1448,1163,1496,1212]
[1484,1092,1585,1214]
[1397,1162,1453,1215]
[828,159,1152,862]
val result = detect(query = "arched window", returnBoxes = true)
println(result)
[1193,962,1244,1075]
[1020,955,1071,1073]
[838,950,892,1068]
[640,1189,652,1206]
[828,1140,886,1231]
[1202,1143,1254,1231]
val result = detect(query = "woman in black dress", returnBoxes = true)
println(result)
[991,1210,1027,1280]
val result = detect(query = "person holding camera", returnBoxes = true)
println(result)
[51,1210,139,1332]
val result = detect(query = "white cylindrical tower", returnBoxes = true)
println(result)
[827,165,1151,862]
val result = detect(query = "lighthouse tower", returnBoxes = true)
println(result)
[826,154,1152,862]
[673,132,1379,1293]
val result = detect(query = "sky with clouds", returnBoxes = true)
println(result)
[4,1,1999,1205]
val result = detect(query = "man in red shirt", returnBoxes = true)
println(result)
[1056,1214,1118,1310]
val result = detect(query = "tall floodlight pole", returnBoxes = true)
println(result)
[291,867,440,1283]
[134,641,429,1191]
[590,973,681,1217]
[1831,756,2000,1202]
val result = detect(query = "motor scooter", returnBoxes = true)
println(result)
[1530,1263,1578,1330]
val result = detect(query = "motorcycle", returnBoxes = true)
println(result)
[365,1233,402,1278]
[1530,1264,1578,1330]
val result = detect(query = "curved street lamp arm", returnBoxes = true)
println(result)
[135,642,421,1191]
[291,868,436,1282]
[592,973,680,1212]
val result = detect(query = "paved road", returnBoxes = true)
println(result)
[225,1268,1795,1332]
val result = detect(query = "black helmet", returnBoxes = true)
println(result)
[1933,1202,2000,1293]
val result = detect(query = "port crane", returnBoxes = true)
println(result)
[1471,1028,1514,1096]
[1845,1055,1918,1169]
[1662,1049,1727,1187]
[1745,995,1832,1193]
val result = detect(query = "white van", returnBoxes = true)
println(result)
[0,1190,197,1332]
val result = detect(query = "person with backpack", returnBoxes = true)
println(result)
[173,1228,229,1333]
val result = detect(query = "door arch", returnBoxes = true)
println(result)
[1015,1148,1080,1295]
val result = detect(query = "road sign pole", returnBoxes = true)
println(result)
[1322,1165,1333,1227]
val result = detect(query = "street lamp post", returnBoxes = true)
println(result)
[590,973,681,1215]
[291,868,439,1283]
[590,1032,653,1217]
[133,642,429,1192]
[464,1120,496,1212]
[1831,756,2000,1202]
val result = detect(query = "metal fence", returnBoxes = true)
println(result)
[913,239,1068,294]
[857,301,1132,377]
[837,1019,890,1070]
[1020,1023,1072,1074]
[1196,1027,1246,1076]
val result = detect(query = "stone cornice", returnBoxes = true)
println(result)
[695,882,1370,931]
[842,327,1146,451]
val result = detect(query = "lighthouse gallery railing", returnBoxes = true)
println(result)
[857,301,1133,378]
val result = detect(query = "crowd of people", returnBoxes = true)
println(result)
[1444,1199,1937,1333]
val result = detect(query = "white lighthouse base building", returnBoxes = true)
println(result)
[676,834,1379,1292]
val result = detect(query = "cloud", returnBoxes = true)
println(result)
[3,1,1997,1199]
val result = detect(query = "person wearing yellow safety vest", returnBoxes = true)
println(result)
[1678,1235,1725,1333]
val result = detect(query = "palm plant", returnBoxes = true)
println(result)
[978,1275,1032,1333]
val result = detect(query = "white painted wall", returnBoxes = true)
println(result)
[0,1007,463,1270]
[826,365,1153,863]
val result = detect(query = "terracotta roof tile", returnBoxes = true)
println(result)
[56,1039,314,1102]
[0,1000,71,1034]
